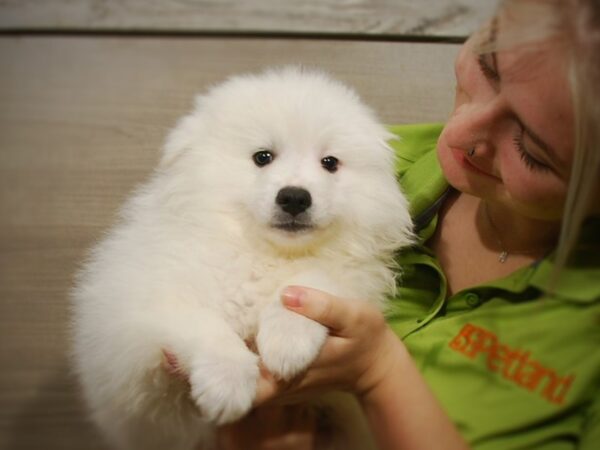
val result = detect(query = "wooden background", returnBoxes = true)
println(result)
[1,0,495,36]
[0,1,496,449]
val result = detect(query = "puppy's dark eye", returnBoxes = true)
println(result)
[253,150,274,167]
[321,156,339,173]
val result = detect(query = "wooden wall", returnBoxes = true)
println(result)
[0,1,496,448]
[1,0,495,36]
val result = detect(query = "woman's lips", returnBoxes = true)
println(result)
[450,147,500,180]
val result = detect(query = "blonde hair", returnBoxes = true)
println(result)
[557,0,600,272]
[480,0,600,275]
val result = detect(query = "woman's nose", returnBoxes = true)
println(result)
[449,94,508,147]
[445,92,509,158]
[454,94,506,131]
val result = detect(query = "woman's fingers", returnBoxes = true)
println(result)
[254,364,283,405]
[254,364,322,406]
[281,286,350,332]
[281,286,380,336]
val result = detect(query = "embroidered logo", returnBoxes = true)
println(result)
[449,323,575,405]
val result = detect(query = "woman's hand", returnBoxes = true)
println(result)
[254,286,403,406]
[165,286,469,449]
[216,287,397,449]
[257,286,470,450]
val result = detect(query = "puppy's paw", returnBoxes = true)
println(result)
[257,309,327,381]
[188,349,259,425]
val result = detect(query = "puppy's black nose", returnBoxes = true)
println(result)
[276,187,312,216]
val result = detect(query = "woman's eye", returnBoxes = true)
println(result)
[252,150,274,167]
[477,53,500,82]
[513,130,550,173]
[321,156,339,173]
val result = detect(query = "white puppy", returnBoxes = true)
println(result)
[71,66,413,450]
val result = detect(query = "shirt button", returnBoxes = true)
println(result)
[465,293,481,307]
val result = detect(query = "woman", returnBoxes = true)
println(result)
[219,0,600,448]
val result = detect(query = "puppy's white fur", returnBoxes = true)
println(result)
[71,66,413,449]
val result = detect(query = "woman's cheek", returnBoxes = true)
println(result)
[501,167,567,218]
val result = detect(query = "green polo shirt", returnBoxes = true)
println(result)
[386,123,600,450]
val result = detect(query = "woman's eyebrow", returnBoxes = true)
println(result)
[487,17,500,79]
[484,16,563,171]
[488,17,499,50]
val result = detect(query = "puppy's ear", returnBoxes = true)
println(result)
[159,95,205,168]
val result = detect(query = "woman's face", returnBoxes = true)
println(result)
[437,24,574,221]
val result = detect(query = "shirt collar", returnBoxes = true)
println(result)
[417,200,600,304]
[529,217,600,303]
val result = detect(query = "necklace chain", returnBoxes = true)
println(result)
[482,203,550,263]
[483,204,509,263]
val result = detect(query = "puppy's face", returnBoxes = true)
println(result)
[244,134,346,249]
[162,68,410,253]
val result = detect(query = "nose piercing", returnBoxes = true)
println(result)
[467,148,476,157]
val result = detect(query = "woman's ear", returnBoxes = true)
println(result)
[159,95,205,169]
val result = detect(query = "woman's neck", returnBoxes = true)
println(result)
[478,198,560,257]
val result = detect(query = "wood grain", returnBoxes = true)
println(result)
[0,36,458,449]
[0,0,497,38]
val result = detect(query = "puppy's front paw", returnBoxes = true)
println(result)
[189,349,259,425]
[257,309,327,381]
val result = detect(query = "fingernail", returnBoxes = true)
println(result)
[282,286,304,308]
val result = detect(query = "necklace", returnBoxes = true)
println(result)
[482,203,551,263]
[484,204,509,262]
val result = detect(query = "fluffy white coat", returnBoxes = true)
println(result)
[71,67,413,450]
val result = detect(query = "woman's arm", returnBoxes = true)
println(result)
[255,286,470,450]
[359,328,469,450]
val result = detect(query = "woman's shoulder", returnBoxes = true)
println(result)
[387,122,445,174]
[387,123,449,233]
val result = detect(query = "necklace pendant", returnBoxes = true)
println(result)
[498,251,508,263]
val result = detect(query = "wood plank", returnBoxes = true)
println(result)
[0,0,497,38]
[0,36,459,449]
